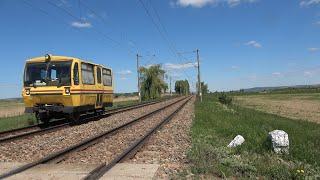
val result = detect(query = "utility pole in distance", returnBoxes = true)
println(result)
[169,76,172,96]
[196,49,202,102]
[136,54,142,102]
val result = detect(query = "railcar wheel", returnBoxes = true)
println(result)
[36,112,50,126]
[68,113,80,124]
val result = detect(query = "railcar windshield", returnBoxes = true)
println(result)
[24,61,71,87]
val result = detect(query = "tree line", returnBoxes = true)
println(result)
[139,64,208,100]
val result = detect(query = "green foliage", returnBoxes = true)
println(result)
[218,93,233,105]
[196,81,209,95]
[114,92,138,98]
[0,114,37,132]
[174,80,190,95]
[188,94,320,178]
[139,65,167,100]
[201,82,209,94]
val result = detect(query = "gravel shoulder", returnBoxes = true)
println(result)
[0,97,182,162]
[126,96,195,178]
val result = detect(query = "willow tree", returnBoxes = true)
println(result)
[139,65,167,100]
[175,80,190,95]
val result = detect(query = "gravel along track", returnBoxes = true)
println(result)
[0,97,183,163]
[127,96,195,178]
[58,98,190,165]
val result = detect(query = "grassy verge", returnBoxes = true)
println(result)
[188,94,320,179]
[0,114,37,132]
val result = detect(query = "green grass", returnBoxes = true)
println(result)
[188,94,320,179]
[0,114,37,132]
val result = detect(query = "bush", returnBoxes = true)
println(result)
[218,93,233,105]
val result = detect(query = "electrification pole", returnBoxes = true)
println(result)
[196,49,202,102]
[136,54,142,102]
[169,76,172,96]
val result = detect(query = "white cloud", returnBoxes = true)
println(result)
[314,21,320,25]
[144,64,158,68]
[176,0,215,8]
[308,47,320,52]
[117,70,132,75]
[174,0,257,8]
[300,0,320,6]
[304,71,313,77]
[231,65,239,70]
[71,21,92,28]
[164,62,197,70]
[117,70,132,80]
[228,0,241,7]
[245,40,262,48]
[272,72,282,77]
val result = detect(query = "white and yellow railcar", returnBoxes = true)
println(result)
[22,54,113,123]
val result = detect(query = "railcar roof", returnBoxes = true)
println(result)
[26,55,112,70]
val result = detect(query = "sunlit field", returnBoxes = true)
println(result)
[234,93,320,123]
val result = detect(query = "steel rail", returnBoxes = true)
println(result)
[0,118,68,137]
[85,96,192,180]
[0,96,187,179]
[0,124,39,137]
[0,97,177,144]
[0,123,70,143]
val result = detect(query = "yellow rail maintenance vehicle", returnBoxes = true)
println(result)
[22,54,113,124]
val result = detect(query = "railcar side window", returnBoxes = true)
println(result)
[81,63,95,85]
[97,67,102,84]
[73,62,79,85]
[102,68,112,86]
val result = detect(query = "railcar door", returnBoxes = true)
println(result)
[95,66,103,108]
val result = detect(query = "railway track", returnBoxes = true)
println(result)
[0,97,175,144]
[0,96,191,179]
[0,118,67,138]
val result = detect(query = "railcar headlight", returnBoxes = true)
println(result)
[25,89,30,95]
[65,87,70,95]
[45,54,51,62]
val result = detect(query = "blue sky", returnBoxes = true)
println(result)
[0,0,320,98]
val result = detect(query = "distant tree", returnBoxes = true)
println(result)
[175,80,190,95]
[139,65,167,100]
[198,81,208,95]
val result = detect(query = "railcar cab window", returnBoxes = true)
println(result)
[97,67,102,84]
[24,61,71,87]
[102,68,112,86]
[73,62,79,85]
[81,63,95,85]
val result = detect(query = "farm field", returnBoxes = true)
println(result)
[187,94,320,179]
[0,99,25,118]
[234,93,320,123]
